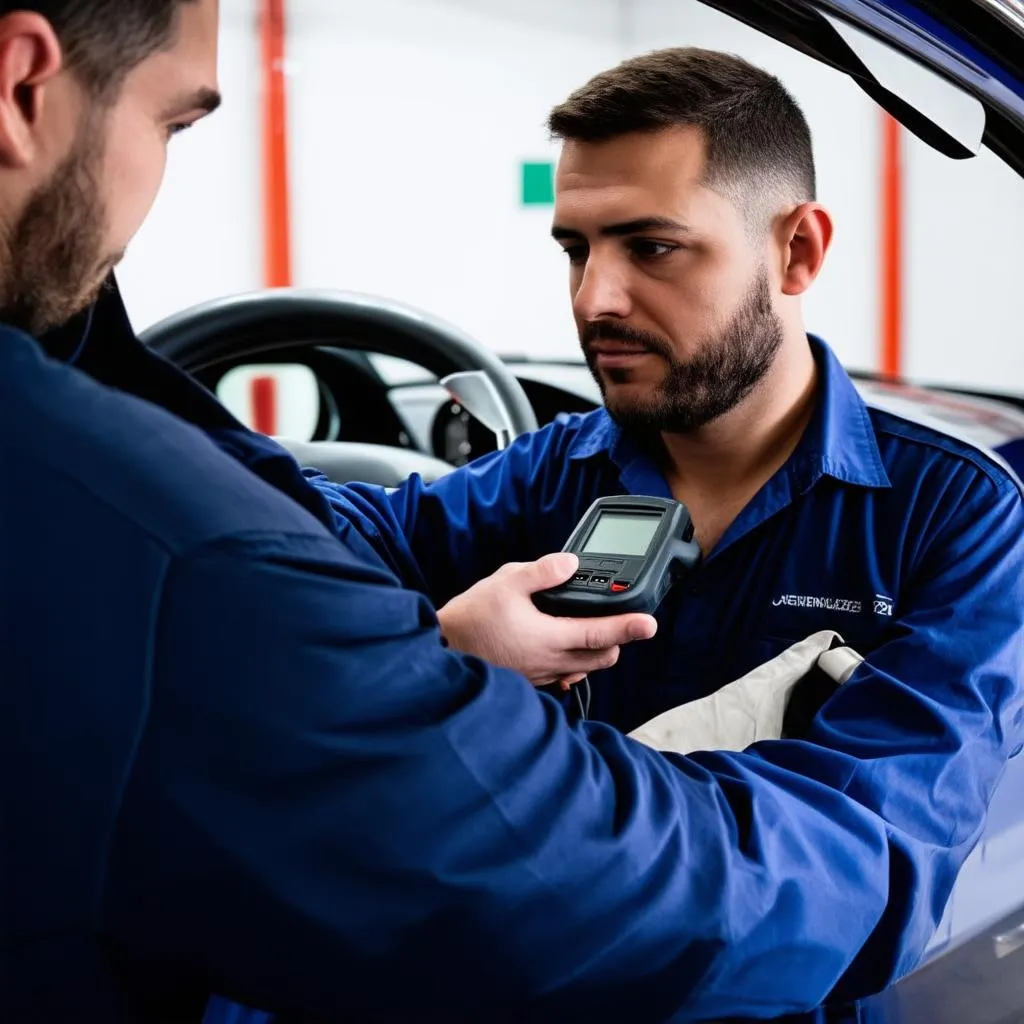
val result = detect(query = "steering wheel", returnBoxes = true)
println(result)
[140,289,538,487]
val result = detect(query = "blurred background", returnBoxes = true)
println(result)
[116,0,1024,435]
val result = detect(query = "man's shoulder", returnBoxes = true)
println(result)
[865,400,1023,500]
[512,407,615,462]
[1,337,333,555]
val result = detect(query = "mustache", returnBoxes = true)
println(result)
[581,321,674,359]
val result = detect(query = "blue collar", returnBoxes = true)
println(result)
[569,335,891,494]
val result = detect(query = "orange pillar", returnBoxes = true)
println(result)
[879,112,903,379]
[261,0,293,288]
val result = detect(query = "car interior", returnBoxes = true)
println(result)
[142,287,1024,487]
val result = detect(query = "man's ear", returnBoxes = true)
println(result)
[776,203,834,297]
[0,12,63,169]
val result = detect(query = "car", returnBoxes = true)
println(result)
[141,1,1024,1020]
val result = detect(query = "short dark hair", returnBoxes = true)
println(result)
[548,47,816,223]
[1,1,195,100]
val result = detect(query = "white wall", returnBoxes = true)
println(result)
[115,0,1024,397]
[284,0,621,360]
[903,142,1024,391]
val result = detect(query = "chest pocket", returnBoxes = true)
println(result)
[735,610,893,690]
[747,606,892,665]
[715,539,896,681]
[588,537,897,732]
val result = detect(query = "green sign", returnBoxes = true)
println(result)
[521,161,554,205]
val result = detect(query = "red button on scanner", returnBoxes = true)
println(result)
[610,581,631,593]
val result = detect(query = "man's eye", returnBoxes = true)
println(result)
[631,240,678,258]
[562,245,588,265]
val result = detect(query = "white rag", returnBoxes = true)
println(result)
[628,630,864,755]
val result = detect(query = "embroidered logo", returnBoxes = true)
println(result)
[772,594,862,613]
[771,592,895,617]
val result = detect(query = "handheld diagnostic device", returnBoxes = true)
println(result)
[533,495,702,618]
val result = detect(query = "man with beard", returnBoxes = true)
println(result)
[2,7,1022,1022]
[318,48,1018,722]
[1,5,671,1020]
[323,48,1022,734]
[310,44,1024,1008]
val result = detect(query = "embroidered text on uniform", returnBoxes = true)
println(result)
[772,594,863,613]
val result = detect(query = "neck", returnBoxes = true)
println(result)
[661,334,818,496]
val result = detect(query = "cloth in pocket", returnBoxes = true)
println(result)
[628,630,863,755]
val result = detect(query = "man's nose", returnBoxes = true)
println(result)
[572,256,632,322]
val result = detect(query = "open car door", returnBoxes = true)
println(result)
[698,0,1023,173]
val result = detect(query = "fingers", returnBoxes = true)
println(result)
[539,648,621,685]
[569,613,658,651]
[558,673,588,691]
[567,645,621,673]
[516,551,579,592]
[541,611,657,679]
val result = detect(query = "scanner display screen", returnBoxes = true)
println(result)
[582,513,660,558]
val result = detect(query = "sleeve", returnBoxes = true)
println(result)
[732,466,1024,1005]
[716,468,1019,1011]
[99,467,1023,1022]
[303,418,594,606]
[97,530,891,1023]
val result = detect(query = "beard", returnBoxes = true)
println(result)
[582,266,785,435]
[0,112,121,338]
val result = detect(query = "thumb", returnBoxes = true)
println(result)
[519,551,579,593]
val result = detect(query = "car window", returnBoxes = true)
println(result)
[217,363,321,441]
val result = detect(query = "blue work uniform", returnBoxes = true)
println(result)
[2,280,1021,1024]
[308,336,1024,990]
[316,337,1021,728]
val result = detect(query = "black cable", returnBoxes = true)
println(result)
[572,683,585,720]
[572,676,592,721]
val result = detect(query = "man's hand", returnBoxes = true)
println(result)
[437,553,658,687]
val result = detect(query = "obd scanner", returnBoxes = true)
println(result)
[533,496,702,723]
[534,495,702,618]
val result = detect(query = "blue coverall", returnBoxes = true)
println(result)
[3,282,1022,1023]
